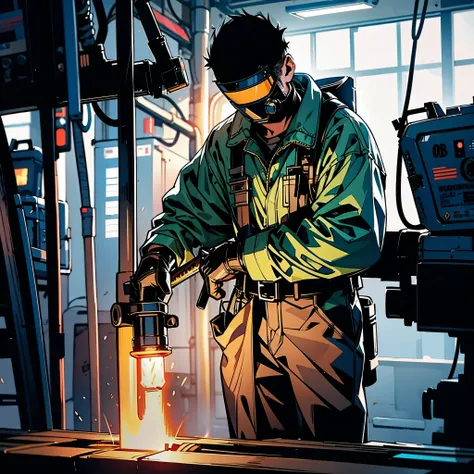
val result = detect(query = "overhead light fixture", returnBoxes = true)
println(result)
[286,0,379,19]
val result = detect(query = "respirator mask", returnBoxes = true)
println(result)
[216,65,293,123]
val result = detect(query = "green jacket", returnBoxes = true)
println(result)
[142,74,387,284]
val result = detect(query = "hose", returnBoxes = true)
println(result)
[92,102,119,127]
[78,103,92,133]
[92,0,108,44]
[75,0,96,48]
[396,0,429,230]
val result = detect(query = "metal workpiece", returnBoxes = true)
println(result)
[1,430,474,474]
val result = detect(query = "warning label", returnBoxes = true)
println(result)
[438,182,474,219]
[103,145,151,159]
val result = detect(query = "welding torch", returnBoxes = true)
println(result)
[110,251,208,417]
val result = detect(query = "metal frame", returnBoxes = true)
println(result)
[0,116,52,431]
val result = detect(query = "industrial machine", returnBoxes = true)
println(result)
[10,138,72,281]
[376,99,474,448]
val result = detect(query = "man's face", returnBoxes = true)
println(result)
[217,55,296,123]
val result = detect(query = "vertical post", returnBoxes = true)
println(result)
[116,0,137,447]
[440,11,454,108]
[41,107,66,430]
[84,233,101,431]
[190,0,211,436]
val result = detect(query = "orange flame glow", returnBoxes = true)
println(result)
[140,356,166,390]
[117,327,173,451]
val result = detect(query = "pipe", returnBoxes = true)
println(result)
[71,122,101,432]
[136,97,196,138]
[190,0,212,437]
[116,0,137,448]
[40,107,66,430]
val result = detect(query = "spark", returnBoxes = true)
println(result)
[180,376,187,387]
[110,393,114,399]
[172,390,176,396]
[107,382,110,386]
[103,413,115,444]
[175,414,187,438]
[103,335,108,340]
[167,402,171,407]
[0,378,4,384]
[170,362,175,370]
[75,411,83,422]
[83,396,86,400]
[177,375,180,379]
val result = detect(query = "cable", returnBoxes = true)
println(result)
[92,101,119,127]
[72,121,92,208]
[92,0,108,44]
[107,3,116,23]
[75,0,96,48]
[396,0,429,230]
[152,94,189,147]
[66,297,87,310]
[161,93,186,120]
[78,103,92,133]
[448,339,460,379]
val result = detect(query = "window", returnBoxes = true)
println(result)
[454,64,474,105]
[316,29,350,71]
[453,9,474,61]
[453,11,474,108]
[287,33,313,73]
[355,23,397,70]
[401,68,443,110]
[400,17,441,66]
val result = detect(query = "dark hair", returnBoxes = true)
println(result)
[205,12,289,83]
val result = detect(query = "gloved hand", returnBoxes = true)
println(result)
[133,246,175,303]
[200,241,245,300]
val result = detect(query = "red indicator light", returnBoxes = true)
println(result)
[457,141,463,149]
[56,128,66,147]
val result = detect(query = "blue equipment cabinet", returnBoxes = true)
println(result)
[9,139,71,279]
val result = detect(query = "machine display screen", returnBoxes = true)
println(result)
[14,167,28,187]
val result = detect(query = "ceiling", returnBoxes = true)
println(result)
[213,0,447,35]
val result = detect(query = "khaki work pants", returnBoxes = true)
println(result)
[211,290,367,442]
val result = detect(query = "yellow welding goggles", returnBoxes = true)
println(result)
[216,66,286,122]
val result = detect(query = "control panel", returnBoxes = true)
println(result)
[400,101,474,232]
[0,2,31,85]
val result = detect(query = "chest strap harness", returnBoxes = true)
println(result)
[229,92,362,301]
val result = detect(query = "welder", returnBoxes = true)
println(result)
[134,13,387,442]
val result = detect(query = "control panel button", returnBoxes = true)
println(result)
[454,139,465,158]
